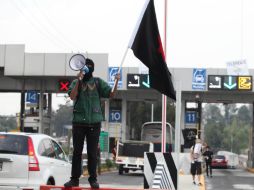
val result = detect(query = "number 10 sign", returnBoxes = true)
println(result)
[109,109,121,123]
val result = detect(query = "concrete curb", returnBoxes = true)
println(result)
[199,175,206,190]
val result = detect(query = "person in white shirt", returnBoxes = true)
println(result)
[190,138,203,186]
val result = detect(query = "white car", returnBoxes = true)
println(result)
[0,132,71,190]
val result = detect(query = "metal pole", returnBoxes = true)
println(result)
[252,102,254,167]
[20,91,25,132]
[175,80,182,190]
[161,0,168,154]
[39,80,43,134]
[151,103,154,122]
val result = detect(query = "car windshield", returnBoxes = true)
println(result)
[0,134,28,155]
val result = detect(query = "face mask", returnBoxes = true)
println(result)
[82,64,94,81]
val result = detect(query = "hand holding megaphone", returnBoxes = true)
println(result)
[69,54,89,80]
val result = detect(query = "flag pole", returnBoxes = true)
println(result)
[161,0,168,153]
[111,0,150,92]
[111,47,128,92]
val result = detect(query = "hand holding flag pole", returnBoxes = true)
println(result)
[111,47,128,93]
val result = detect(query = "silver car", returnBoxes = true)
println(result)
[0,132,71,190]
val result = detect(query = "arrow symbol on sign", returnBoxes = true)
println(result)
[224,76,237,89]
[142,75,150,88]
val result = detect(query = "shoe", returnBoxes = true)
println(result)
[198,183,202,186]
[64,179,79,187]
[89,180,99,189]
[193,181,196,185]
[210,175,213,178]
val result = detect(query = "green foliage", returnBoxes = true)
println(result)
[0,116,17,132]
[52,104,72,136]
[222,118,249,154]
[204,104,251,154]
[105,159,114,169]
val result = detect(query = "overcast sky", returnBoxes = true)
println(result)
[0,0,254,115]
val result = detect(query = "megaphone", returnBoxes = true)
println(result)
[69,54,89,74]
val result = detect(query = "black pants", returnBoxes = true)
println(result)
[205,161,212,176]
[71,123,101,181]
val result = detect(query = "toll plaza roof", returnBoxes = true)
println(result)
[1,44,254,103]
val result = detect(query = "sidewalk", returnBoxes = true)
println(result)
[179,174,205,190]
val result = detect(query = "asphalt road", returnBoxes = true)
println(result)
[79,167,254,189]
[80,170,144,189]
[206,168,254,190]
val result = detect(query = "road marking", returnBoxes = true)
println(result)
[233,184,254,189]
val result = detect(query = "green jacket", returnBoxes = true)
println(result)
[68,77,111,124]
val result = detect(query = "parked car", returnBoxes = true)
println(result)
[211,155,228,169]
[0,132,71,190]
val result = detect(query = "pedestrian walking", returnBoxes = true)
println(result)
[190,138,203,186]
[203,145,213,177]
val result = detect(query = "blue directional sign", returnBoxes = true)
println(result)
[109,109,121,123]
[26,91,38,103]
[192,69,206,90]
[108,67,122,88]
[185,111,197,124]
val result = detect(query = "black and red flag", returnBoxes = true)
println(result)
[128,0,176,100]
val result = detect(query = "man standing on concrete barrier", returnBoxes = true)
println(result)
[64,58,120,188]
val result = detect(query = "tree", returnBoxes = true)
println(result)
[204,103,251,154]
[237,105,252,126]
[52,105,72,137]
[222,117,249,154]
[0,116,17,132]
